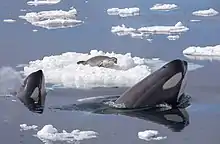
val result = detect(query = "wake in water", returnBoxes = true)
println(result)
[0,67,23,97]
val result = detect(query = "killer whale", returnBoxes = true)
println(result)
[115,59,188,108]
[16,70,47,114]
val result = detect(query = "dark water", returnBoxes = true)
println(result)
[1,0,220,143]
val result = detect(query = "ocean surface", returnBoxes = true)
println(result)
[0,0,220,143]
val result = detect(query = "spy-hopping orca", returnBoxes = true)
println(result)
[115,59,188,108]
[16,70,47,114]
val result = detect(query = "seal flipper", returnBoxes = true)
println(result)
[77,61,86,65]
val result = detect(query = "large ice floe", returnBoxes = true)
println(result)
[107,7,140,17]
[19,8,83,29]
[150,4,178,11]
[35,125,98,144]
[183,45,220,61]
[27,0,61,6]
[192,8,219,17]
[111,22,189,40]
[138,130,167,141]
[22,50,203,89]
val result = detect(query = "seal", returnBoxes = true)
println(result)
[77,56,117,68]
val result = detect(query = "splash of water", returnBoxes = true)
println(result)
[0,67,23,96]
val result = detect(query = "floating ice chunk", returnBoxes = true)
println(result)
[150,4,178,11]
[138,21,189,34]
[192,8,219,16]
[184,55,220,61]
[27,0,61,6]
[183,45,220,56]
[32,29,38,32]
[19,9,77,23]
[19,8,82,29]
[111,22,188,40]
[20,124,38,131]
[167,35,180,40]
[107,7,140,17]
[138,130,167,141]
[32,18,83,29]
[3,19,16,23]
[111,24,136,34]
[190,19,201,22]
[36,124,98,143]
[22,50,202,89]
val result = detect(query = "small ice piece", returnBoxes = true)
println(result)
[32,29,38,32]
[183,45,220,56]
[27,0,61,6]
[192,8,219,16]
[138,130,167,141]
[3,19,16,23]
[107,7,140,17]
[150,4,178,11]
[167,35,180,40]
[36,124,98,143]
[190,19,201,22]
[20,124,38,131]
[138,21,189,34]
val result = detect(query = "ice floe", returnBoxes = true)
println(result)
[20,124,38,131]
[27,0,61,6]
[3,19,16,23]
[19,8,83,29]
[192,8,219,17]
[167,35,180,40]
[36,125,98,144]
[138,130,167,141]
[111,22,188,40]
[190,19,201,22]
[32,29,38,32]
[22,50,203,89]
[183,45,220,56]
[107,7,140,17]
[150,4,178,11]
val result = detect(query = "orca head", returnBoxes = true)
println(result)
[115,59,189,109]
[17,70,47,114]
[161,59,188,107]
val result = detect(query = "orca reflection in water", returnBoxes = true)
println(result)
[51,94,190,132]
[16,70,47,114]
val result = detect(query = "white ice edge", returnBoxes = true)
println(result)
[111,22,189,39]
[21,50,203,89]
[3,19,16,23]
[19,8,83,29]
[36,124,98,144]
[27,0,61,6]
[138,130,167,141]
[183,45,220,56]
[107,7,140,17]
[192,8,219,17]
[150,4,178,11]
